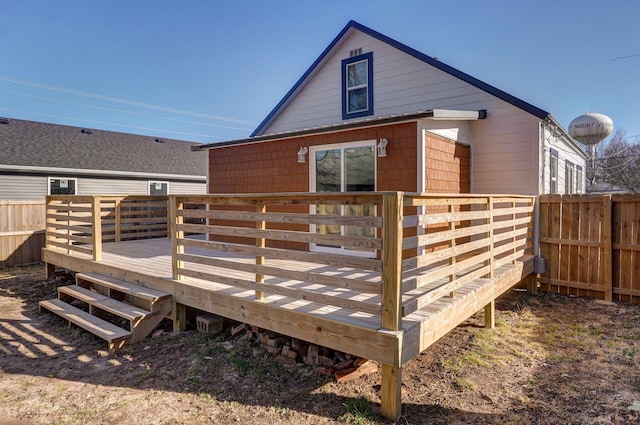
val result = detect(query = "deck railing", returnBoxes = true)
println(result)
[45,192,535,332]
[45,195,169,261]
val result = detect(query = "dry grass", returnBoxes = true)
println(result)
[1,264,639,424]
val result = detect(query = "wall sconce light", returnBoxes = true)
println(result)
[297,146,308,163]
[377,138,388,157]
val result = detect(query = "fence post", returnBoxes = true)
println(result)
[380,192,404,421]
[602,195,613,302]
[91,196,102,261]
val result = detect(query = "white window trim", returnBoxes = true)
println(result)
[549,149,559,194]
[346,59,369,114]
[48,177,78,195]
[148,181,169,195]
[565,161,575,194]
[309,140,377,257]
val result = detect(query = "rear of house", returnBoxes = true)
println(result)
[196,20,586,199]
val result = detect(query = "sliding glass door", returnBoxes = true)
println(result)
[310,141,376,255]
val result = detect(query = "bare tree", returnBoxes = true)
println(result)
[586,129,640,193]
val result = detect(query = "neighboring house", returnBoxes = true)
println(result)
[194,20,586,198]
[0,117,207,199]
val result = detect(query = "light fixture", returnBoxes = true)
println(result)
[377,138,388,157]
[297,146,308,163]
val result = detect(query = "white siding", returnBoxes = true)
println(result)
[263,30,505,135]
[418,103,541,196]
[0,175,206,200]
[169,181,206,195]
[77,178,148,195]
[540,126,586,195]
[0,175,48,200]
[77,178,206,195]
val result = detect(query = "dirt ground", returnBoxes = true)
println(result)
[1,264,639,425]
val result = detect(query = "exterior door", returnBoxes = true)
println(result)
[310,140,376,255]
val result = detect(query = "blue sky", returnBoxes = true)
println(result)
[1,0,638,143]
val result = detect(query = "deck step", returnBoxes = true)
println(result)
[58,285,150,322]
[39,299,131,349]
[76,272,170,302]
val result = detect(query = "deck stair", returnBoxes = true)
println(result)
[39,272,172,350]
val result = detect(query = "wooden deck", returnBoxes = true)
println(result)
[42,192,536,419]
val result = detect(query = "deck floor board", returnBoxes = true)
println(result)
[44,237,532,364]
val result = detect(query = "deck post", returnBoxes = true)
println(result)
[115,198,122,243]
[255,204,266,300]
[170,196,184,281]
[449,203,457,298]
[91,196,102,262]
[380,192,404,420]
[381,364,402,420]
[484,300,495,329]
[487,197,494,279]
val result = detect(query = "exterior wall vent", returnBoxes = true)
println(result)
[349,47,363,57]
[0,117,9,124]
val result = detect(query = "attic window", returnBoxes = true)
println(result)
[81,129,92,134]
[349,48,362,57]
[341,51,374,119]
[0,117,9,124]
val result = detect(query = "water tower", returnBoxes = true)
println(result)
[568,113,614,145]
[568,112,614,188]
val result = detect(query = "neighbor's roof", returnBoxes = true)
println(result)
[251,20,550,137]
[0,118,207,179]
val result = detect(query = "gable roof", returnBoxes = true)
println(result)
[252,20,549,137]
[0,117,206,179]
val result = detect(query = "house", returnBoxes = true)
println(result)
[194,20,586,199]
[0,117,207,199]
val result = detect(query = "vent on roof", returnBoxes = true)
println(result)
[154,138,164,143]
[0,117,9,124]
[349,47,363,57]
[81,128,92,134]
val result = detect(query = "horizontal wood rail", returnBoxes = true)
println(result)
[169,193,535,331]
[45,195,169,261]
[45,192,535,331]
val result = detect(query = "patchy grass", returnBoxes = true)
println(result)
[1,264,640,424]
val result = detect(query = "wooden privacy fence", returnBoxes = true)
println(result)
[0,200,46,267]
[538,194,640,304]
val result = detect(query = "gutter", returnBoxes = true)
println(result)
[194,109,487,151]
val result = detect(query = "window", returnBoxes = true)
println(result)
[310,141,376,255]
[550,149,558,194]
[565,161,575,194]
[342,52,373,119]
[149,181,168,195]
[49,177,77,195]
[576,165,583,194]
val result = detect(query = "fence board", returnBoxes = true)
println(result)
[538,194,640,304]
[0,201,46,266]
